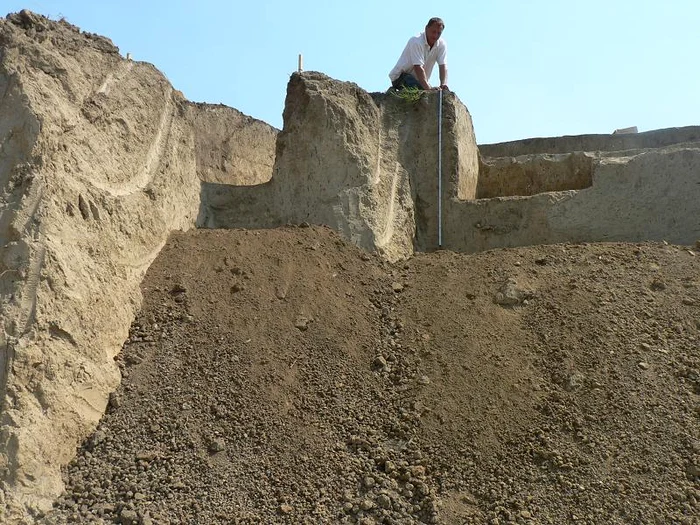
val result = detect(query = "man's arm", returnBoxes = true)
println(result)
[412,65,433,90]
[439,64,448,90]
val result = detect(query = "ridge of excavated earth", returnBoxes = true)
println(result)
[39,227,700,525]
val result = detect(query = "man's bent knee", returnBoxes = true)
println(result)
[392,72,422,90]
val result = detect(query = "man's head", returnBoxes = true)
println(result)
[425,17,444,47]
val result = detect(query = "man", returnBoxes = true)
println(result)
[389,17,449,91]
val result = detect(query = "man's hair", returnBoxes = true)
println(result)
[426,17,445,30]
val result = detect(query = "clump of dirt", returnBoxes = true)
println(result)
[41,227,699,524]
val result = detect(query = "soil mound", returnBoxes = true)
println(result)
[41,227,699,524]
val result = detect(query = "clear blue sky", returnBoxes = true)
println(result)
[4,1,699,144]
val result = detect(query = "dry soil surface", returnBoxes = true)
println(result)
[41,227,700,524]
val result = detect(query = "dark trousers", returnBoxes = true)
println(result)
[391,72,422,90]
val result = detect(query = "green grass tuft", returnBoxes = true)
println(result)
[389,86,425,104]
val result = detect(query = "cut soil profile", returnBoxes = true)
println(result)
[41,227,699,524]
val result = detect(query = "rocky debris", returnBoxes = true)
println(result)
[208,438,226,454]
[294,316,310,331]
[37,230,700,524]
[494,277,534,306]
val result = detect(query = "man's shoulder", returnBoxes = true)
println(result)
[407,33,425,45]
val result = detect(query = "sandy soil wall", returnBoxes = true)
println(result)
[199,72,480,259]
[201,73,698,258]
[0,11,277,521]
[477,152,594,199]
[479,125,700,156]
[185,102,276,185]
[445,145,700,252]
[0,11,200,520]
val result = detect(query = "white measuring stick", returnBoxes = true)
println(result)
[437,88,443,248]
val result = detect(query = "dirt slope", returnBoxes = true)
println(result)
[41,227,699,524]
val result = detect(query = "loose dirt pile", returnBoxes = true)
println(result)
[39,227,699,524]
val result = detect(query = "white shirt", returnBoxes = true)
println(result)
[389,32,447,82]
